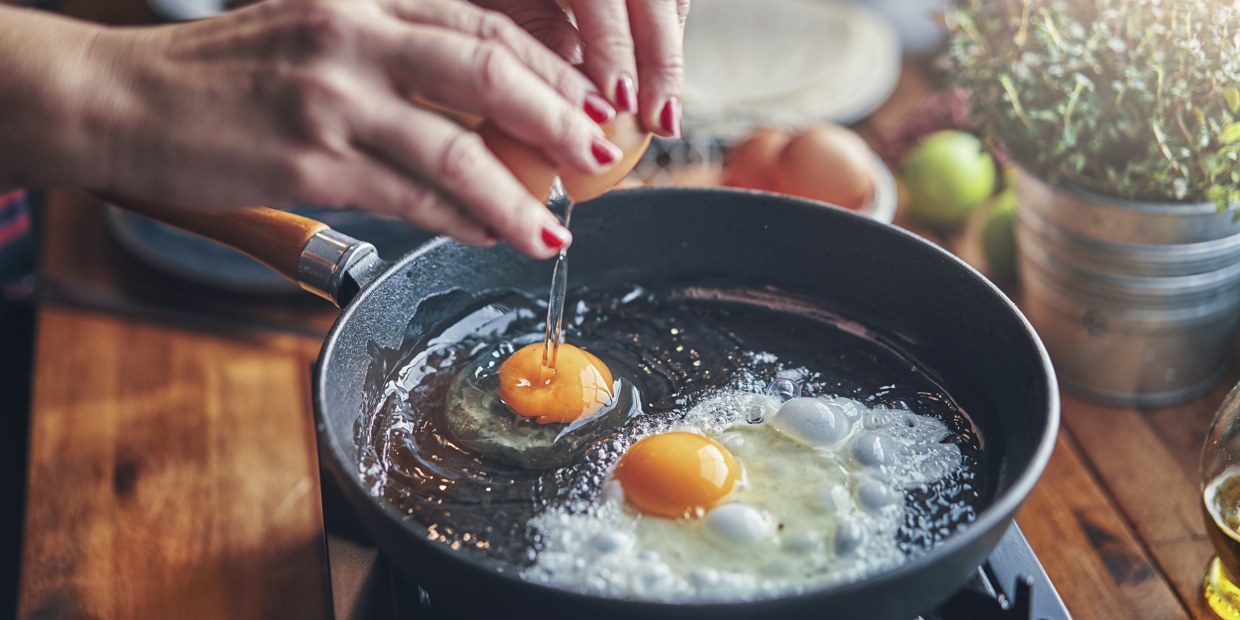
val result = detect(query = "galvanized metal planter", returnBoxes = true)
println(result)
[1014,168,1240,406]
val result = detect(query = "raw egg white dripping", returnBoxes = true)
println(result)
[523,382,965,602]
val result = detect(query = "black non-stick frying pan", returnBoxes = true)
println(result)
[119,187,1058,619]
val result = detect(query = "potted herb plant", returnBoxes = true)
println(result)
[948,0,1240,405]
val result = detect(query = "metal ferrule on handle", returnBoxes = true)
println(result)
[297,230,381,307]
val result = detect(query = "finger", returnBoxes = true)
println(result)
[379,0,595,113]
[372,23,619,174]
[347,161,499,246]
[292,149,499,246]
[628,0,689,137]
[350,99,571,259]
[568,0,640,115]
[469,0,584,64]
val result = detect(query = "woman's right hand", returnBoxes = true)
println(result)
[16,0,626,257]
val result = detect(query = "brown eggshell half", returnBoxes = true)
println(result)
[476,115,651,205]
[561,114,652,202]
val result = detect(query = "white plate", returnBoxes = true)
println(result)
[682,0,901,140]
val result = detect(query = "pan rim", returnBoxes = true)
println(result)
[313,186,1061,613]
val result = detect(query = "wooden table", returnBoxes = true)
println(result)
[19,194,338,619]
[11,8,1227,617]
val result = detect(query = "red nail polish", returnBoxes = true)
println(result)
[584,92,615,125]
[541,225,571,250]
[591,137,619,165]
[659,96,681,138]
[615,75,637,113]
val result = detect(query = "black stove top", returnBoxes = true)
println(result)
[321,480,1070,620]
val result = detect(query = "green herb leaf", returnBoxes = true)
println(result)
[1222,123,1240,144]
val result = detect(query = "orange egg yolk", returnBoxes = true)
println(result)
[612,432,739,519]
[496,342,614,425]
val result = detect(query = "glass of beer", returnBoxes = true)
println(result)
[1202,381,1240,619]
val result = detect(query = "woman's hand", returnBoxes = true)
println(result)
[3,0,629,257]
[473,0,691,139]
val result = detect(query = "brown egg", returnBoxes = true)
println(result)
[561,114,652,202]
[476,114,651,204]
[721,128,792,191]
[474,122,554,201]
[768,124,875,211]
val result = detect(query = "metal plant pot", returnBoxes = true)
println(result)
[1014,167,1240,406]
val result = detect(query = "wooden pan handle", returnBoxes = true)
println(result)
[99,193,327,282]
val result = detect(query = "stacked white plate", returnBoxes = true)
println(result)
[682,0,900,141]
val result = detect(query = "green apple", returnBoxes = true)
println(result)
[981,188,1017,280]
[902,131,997,231]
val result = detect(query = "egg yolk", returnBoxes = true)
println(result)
[612,432,739,519]
[496,342,614,425]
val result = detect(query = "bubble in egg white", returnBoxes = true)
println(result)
[744,403,766,424]
[823,396,867,423]
[703,503,776,546]
[852,431,899,468]
[834,518,866,556]
[751,395,782,423]
[770,397,852,446]
[767,377,802,402]
[856,479,902,511]
[589,530,634,554]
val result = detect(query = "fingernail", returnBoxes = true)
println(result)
[584,92,615,125]
[658,96,681,138]
[614,75,637,113]
[541,224,572,250]
[591,136,621,166]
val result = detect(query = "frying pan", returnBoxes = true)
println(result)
[119,187,1058,619]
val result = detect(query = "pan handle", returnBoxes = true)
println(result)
[99,193,382,307]
[103,195,327,278]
